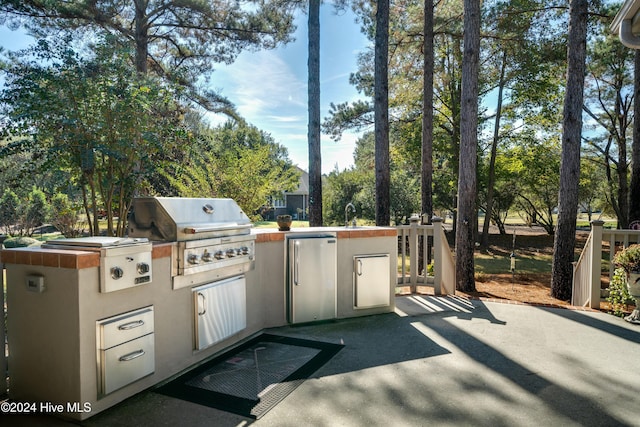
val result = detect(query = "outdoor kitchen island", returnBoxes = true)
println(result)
[1,221,396,421]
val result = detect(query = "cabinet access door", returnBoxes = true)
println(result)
[193,275,246,350]
[354,254,391,309]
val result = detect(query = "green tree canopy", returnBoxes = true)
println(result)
[0,0,297,114]
[165,120,300,220]
[0,35,187,236]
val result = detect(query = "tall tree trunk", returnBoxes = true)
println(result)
[455,0,480,292]
[602,136,623,221]
[308,0,322,226]
[551,0,588,301]
[422,0,434,221]
[618,138,629,229]
[631,50,640,227]
[375,0,390,226]
[481,50,507,248]
[449,36,462,237]
[420,0,435,271]
[134,0,149,74]
[616,84,629,229]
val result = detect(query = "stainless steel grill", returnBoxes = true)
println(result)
[43,236,153,293]
[127,197,252,241]
[127,197,256,290]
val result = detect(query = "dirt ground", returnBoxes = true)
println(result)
[462,224,576,306]
[400,273,570,306]
[458,273,569,306]
[404,224,601,308]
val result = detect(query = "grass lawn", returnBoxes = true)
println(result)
[253,220,309,229]
[475,250,552,274]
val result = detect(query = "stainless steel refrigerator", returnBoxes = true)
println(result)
[286,234,337,324]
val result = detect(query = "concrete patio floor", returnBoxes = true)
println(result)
[3,296,640,426]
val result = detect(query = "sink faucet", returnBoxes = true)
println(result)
[345,203,356,228]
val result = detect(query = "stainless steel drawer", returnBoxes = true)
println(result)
[100,333,155,395]
[98,306,154,350]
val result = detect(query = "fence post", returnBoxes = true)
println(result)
[409,215,419,293]
[589,220,604,309]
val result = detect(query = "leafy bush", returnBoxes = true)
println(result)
[0,189,20,235]
[613,244,640,273]
[427,261,435,275]
[50,193,84,237]
[24,187,49,236]
[606,267,635,318]
[2,236,42,248]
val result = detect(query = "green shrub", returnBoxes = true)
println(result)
[50,193,84,237]
[613,244,640,273]
[0,189,20,235]
[606,267,635,317]
[25,187,49,235]
[2,236,42,248]
[427,261,435,275]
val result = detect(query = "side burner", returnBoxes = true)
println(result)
[43,237,153,293]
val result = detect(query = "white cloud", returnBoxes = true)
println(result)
[217,51,307,118]
[267,115,306,123]
[205,6,370,174]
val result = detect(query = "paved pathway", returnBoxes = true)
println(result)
[4,297,640,426]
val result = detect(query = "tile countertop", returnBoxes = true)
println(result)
[0,227,397,268]
[0,242,173,269]
[253,226,397,243]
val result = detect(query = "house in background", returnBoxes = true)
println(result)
[263,167,309,221]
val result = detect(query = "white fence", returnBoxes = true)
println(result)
[396,217,455,295]
[572,221,640,308]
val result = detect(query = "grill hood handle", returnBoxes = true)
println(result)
[183,223,252,234]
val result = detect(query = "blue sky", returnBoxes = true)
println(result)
[209,5,369,173]
[0,5,370,174]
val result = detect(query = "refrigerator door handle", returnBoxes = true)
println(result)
[357,259,363,276]
[294,241,300,286]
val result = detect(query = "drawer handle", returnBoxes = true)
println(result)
[118,320,145,330]
[119,349,146,362]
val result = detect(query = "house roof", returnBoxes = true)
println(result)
[612,0,640,48]
[286,166,308,195]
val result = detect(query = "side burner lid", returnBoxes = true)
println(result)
[44,236,149,248]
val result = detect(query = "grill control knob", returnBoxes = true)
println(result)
[188,254,200,264]
[214,251,225,260]
[111,267,124,280]
[241,246,249,255]
[226,249,236,258]
[201,251,213,262]
[236,248,243,256]
[137,262,150,274]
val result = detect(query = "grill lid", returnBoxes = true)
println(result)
[128,197,252,242]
